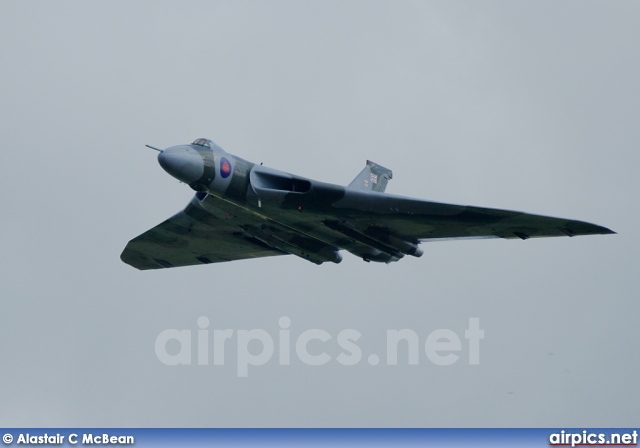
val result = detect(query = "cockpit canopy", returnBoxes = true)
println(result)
[192,138,213,148]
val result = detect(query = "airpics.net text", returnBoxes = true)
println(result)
[155,317,484,377]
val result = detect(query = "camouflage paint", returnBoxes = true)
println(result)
[121,138,615,270]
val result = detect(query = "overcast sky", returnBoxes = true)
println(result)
[1,1,638,427]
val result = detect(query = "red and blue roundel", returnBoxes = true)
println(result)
[220,157,232,179]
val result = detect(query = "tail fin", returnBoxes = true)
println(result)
[348,160,393,193]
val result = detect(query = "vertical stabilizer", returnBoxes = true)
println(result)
[348,160,393,193]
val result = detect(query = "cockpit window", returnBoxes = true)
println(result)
[192,138,213,148]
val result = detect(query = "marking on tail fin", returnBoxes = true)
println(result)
[348,160,393,193]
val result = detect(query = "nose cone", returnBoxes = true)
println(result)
[158,146,204,185]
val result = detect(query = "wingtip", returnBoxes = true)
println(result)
[591,225,616,235]
[563,222,616,237]
[590,225,616,236]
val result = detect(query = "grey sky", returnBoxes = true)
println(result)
[1,1,638,427]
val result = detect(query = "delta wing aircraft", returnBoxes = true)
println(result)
[121,138,614,269]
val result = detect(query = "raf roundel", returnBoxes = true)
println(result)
[220,157,232,179]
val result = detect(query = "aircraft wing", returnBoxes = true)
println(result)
[338,191,615,242]
[120,197,286,270]
[121,186,614,270]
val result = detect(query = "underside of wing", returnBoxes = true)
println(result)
[346,192,615,242]
[420,205,615,241]
[121,184,615,268]
[120,197,286,270]
[305,190,615,262]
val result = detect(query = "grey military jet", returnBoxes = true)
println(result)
[121,138,614,269]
